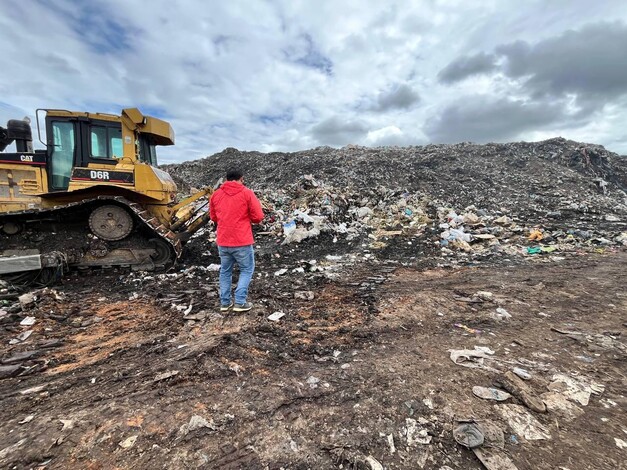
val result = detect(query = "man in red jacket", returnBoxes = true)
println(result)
[209,169,264,312]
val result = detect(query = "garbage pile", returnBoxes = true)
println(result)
[251,175,432,247]
[434,205,627,260]
[166,137,626,266]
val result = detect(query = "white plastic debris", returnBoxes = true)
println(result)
[387,433,396,454]
[18,293,35,307]
[472,386,511,401]
[294,291,315,300]
[268,311,285,322]
[306,376,320,388]
[548,373,605,406]
[178,415,214,437]
[118,435,138,449]
[19,316,36,326]
[449,346,498,372]
[274,268,288,276]
[154,370,180,381]
[497,404,551,440]
[492,307,512,321]
[512,367,531,380]
[10,330,33,344]
[59,419,74,430]
[404,417,432,445]
[475,291,494,301]
[365,455,383,470]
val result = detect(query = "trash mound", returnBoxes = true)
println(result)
[170,138,627,265]
[163,138,627,218]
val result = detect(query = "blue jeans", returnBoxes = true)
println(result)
[218,245,255,305]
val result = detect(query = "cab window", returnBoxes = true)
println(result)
[50,121,75,190]
[90,125,123,159]
[139,136,158,166]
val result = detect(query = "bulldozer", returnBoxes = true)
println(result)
[0,108,212,284]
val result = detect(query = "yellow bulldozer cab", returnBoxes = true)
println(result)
[0,107,213,280]
[1,108,179,221]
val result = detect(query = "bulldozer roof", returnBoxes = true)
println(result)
[43,108,175,146]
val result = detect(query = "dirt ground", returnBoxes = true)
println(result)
[1,247,626,469]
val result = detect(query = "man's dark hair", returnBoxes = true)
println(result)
[226,169,243,181]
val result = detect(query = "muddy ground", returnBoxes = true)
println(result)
[1,241,626,469]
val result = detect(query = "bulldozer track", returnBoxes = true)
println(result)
[2,196,183,272]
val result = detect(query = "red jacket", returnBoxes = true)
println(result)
[209,181,264,246]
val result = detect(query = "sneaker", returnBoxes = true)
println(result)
[233,302,253,312]
[220,302,233,312]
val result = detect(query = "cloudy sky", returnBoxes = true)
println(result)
[1,0,627,163]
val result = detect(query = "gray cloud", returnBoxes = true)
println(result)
[424,96,566,144]
[440,21,627,108]
[311,116,368,146]
[373,84,420,111]
[437,52,497,84]
[497,22,627,102]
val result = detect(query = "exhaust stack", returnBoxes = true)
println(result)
[0,118,33,153]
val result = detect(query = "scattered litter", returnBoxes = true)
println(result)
[18,415,34,424]
[615,438,627,449]
[472,386,511,401]
[465,420,519,470]
[474,291,494,301]
[268,311,286,322]
[387,433,396,454]
[59,419,74,430]
[454,323,482,334]
[178,415,215,438]
[10,330,33,344]
[19,385,46,395]
[18,293,35,308]
[497,404,551,440]
[474,446,519,470]
[548,373,605,406]
[492,307,512,321]
[306,376,320,388]
[274,268,288,276]
[154,370,180,382]
[118,435,138,449]
[294,291,315,300]
[497,371,546,413]
[449,346,498,372]
[540,392,584,420]
[512,367,531,380]
[183,311,207,321]
[365,455,384,470]
[453,422,484,448]
[528,229,543,241]
[403,417,432,446]
[19,316,36,326]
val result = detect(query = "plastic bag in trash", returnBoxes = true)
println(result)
[283,220,296,235]
[442,228,472,243]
